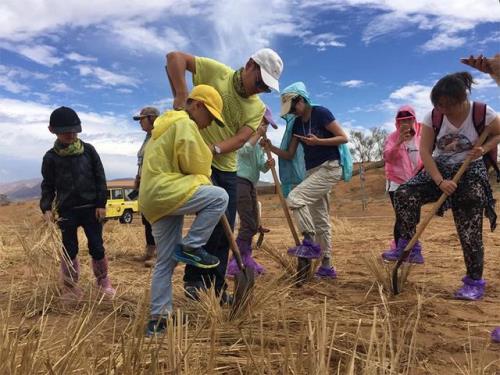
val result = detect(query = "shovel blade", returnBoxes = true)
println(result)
[234,267,255,305]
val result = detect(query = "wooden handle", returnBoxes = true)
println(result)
[221,214,245,271]
[262,135,301,246]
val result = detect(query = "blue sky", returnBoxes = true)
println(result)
[0,0,499,183]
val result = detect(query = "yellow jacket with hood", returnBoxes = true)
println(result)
[139,110,212,224]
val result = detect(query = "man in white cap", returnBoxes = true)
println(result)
[165,48,283,302]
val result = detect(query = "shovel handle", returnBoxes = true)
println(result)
[262,135,301,246]
[392,129,490,294]
[221,214,245,271]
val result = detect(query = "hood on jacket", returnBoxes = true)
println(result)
[394,105,421,135]
[151,110,188,140]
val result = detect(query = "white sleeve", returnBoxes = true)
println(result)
[421,111,433,128]
[485,105,498,127]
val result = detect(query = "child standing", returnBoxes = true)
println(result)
[41,106,115,299]
[226,107,276,276]
[381,106,424,263]
[139,85,229,336]
[386,72,499,300]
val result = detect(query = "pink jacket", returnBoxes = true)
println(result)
[384,105,423,184]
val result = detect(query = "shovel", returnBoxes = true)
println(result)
[261,135,310,284]
[220,214,255,307]
[392,130,489,294]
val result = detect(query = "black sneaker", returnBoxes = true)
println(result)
[145,318,167,337]
[174,245,220,269]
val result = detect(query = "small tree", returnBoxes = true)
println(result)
[349,127,388,162]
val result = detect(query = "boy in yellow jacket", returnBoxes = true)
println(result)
[139,85,228,336]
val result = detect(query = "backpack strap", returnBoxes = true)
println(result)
[472,101,500,182]
[472,101,487,133]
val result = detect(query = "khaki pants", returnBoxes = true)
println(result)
[287,160,341,261]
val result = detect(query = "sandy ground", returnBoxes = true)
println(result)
[0,168,499,373]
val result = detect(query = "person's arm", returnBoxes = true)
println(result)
[40,154,55,219]
[469,116,500,159]
[296,120,348,146]
[263,135,299,160]
[419,126,457,195]
[166,51,197,109]
[210,126,254,154]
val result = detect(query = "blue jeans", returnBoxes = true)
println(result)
[183,168,237,293]
[150,185,228,318]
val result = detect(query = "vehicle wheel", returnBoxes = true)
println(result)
[119,210,133,224]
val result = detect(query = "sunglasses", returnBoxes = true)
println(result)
[290,96,302,114]
[255,64,271,93]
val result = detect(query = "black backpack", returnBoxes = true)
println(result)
[431,101,500,182]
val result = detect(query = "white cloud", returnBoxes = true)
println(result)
[76,65,139,87]
[50,82,75,93]
[66,52,97,62]
[109,21,189,53]
[302,32,345,51]
[420,32,467,52]
[340,79,365,88]
[6,43,63,66]
[0,76,29,94]
[386,83,432,118]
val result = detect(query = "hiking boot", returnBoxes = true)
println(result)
[315,265,337,279]
[174,244,219,269]
[227,238,250,277]
[287,239,321,259]
[491,327,500,343]
[145,318,168,337]
[91,257,116,298]
[407,241,424,264]
[133,245,156,266]
[454,276,485,301]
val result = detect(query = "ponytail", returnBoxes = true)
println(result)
[431,71,475,107]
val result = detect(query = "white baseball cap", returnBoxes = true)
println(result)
[251,48,283,92]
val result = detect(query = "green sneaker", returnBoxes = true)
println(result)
[174,245,219,269]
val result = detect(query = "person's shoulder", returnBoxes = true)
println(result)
[314,105,334,117]
[196,57,233,74]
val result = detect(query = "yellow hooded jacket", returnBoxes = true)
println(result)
[139,110,212,224]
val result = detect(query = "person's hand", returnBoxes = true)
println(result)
[259,138,272,150]
[173,92,189,110]
[438,179,457,196]
[266,158,275,168]
[43,211,54,223]
[96,208,106,222]
[296,133,320,146]
[398,128,412,144]
[468,146,485,160]
[461,55,492,75]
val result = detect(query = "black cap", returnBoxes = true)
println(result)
[49,106,82,134]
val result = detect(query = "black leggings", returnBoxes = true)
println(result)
[394,177,486,279]
[58,207,105,261]
[388,191,401,244]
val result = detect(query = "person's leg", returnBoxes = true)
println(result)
[382,181,439,262]
[134,215,156,266]
[150,216,182,318]
[228,178,262,275]
[388,191,400,245]
[311,194,336,278]
[58,209,82,298]
[183,169,236,295]
[80,208,115,297]
[287,160,341,258]
[452,180,486,300]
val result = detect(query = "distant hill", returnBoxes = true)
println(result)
[0,177,136,202]
[0,178,42,201]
